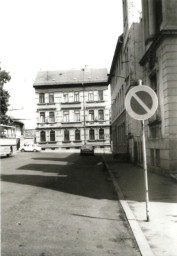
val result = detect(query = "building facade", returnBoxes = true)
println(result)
[109,0,143,163]
[109,0,177,176]
[140,0,177,175]
[33,68,111,152]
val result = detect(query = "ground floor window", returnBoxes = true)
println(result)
[117,123,126,144]
[156,149,160,166]
[64,129,70,141]
[151,149,160,167]
[149,124,161,138]
[75,129,80,140]
[40,131,46,142]
[50,130,55,141]
[89,128,95,140]
[99,128,104,139]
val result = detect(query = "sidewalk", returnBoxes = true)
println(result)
[103,154,177,256]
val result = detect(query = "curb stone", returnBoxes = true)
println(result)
[102,155,154,256]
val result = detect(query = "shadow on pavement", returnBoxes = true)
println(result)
[1,153,117,201]
[104,157,177,204]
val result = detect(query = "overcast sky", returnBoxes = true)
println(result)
[0,0,123,127]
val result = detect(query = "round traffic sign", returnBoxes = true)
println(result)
[125,85,158,120]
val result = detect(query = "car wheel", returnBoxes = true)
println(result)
[21,149,25,152]
[33,149,37,152]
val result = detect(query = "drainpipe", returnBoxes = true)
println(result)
[82,68,86,144]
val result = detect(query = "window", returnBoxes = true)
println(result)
[117,123,126,144]
[98,90,103,101]
[88,91,94,101]
[75,129,80,141]
[154,0,162,32]
[74,91,79,102]
[99,128,104,140]
[49,112,55,123]
[39,93,45,103]
[149,125,161,138]
[63,111,69,122]
[150,149,155,166]
[64,129,70,141]
[63,93,68,102]
[156,149,160,167]
[49,93,54,103]
[74,110,80,121]
[40,131,46,142]
[40,112,45,123]
[150,73,157,93]
[98,109,104,120]
[89,110,94,121]
[50,130,55,141]
[89,128,95,140]
[151,149,160,167]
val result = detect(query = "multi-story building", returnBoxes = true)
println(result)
[109,0,143,162]
[109,0,177,176]
[140,0,177,175]
[33,67,111,152]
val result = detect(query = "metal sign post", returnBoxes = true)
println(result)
[125,80,158,222]
[139,80,150,222]
[142,119,150,222]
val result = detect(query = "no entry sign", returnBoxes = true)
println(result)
[125,85,158,120]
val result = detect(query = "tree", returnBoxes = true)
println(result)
[0,67,11,124]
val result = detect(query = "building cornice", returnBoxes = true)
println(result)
[33,82,108,89]
[108,34,124,84]
[139,29,177,66]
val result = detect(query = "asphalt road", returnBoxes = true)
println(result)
[1,152,141,256]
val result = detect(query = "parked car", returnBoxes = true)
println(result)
[19,144,42,152]
[80,145,94,156]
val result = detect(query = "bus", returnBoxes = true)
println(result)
[0,124,17,157]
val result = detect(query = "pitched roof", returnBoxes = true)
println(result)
[33,68,108,87]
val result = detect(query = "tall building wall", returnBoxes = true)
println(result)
[110,0,143,161]
[162,0,177,29]
[140,0,177,175]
